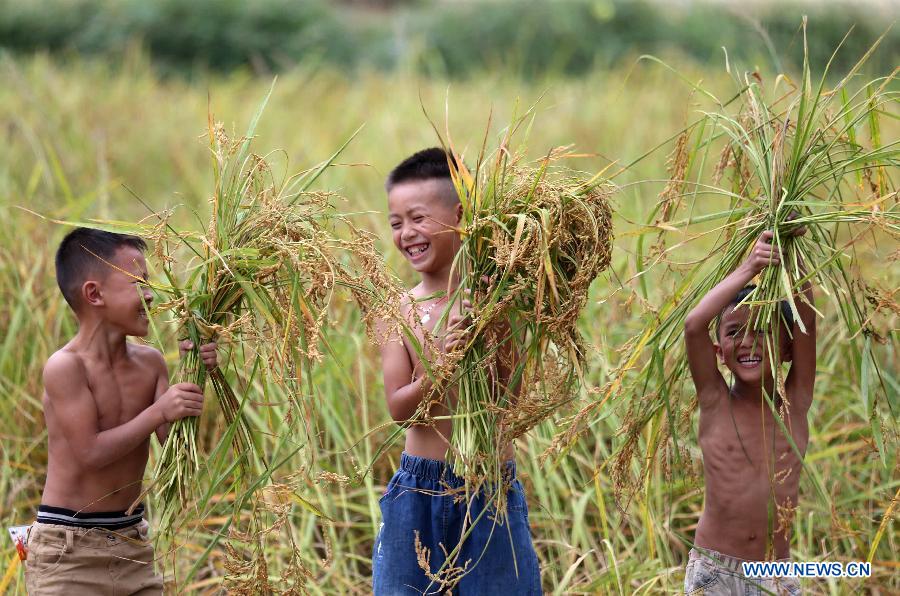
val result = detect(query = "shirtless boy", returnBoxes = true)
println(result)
[372,148,541,594]
[683,230,815,595]
[26,227,217,595]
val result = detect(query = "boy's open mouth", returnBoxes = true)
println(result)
[138,308,149,321]
[737,355,762,368]
[405,243,430,260]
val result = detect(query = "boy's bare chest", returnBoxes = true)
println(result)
[400,300,460,370]
[84,359,157,429]
[699,400,809,475]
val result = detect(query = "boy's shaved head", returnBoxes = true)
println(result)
[55,227,147,310]
[385,147,460,205]
[715,284,794,338]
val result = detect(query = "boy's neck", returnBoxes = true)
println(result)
[71,315,131,363]
[730,376,779,404]
[418,266,459,296]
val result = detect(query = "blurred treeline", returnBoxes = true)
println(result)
[0,0,897,78]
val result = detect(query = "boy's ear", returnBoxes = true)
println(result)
[82,280,104,307]
[455,203,463,225]
[713,342,723,363]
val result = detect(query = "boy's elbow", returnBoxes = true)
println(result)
[684,314,707,336]
[73,447,105,470]
[387,401,412,424]
[389,412,410,424]
[386,393,416,424]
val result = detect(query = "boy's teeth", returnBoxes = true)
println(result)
[407,244,429,255]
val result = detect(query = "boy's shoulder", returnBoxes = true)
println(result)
[384,286,423,323]
[43,347,87,386]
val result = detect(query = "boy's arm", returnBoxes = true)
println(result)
[44,353,202,469]
[786,279,816,410]
[684,231,779,401]
[380,337,431,423]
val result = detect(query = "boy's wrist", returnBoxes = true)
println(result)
[736,260,760,279]
[150,401,169,426]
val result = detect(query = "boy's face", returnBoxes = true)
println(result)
[715,305,791,385]
[387,179,461,275]
[82,246,153,336]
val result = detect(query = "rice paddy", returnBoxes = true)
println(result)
[0,41,897,595]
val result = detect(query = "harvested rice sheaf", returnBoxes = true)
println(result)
[439,141,614,503]
[148,91,403,568]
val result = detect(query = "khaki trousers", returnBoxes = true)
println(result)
[24,521,162,595]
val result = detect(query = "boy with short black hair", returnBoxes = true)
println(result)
[683,230,815,595]
[26,227,217,595]
[372,148,542,594]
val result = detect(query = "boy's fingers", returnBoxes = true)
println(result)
[760,230,774,242]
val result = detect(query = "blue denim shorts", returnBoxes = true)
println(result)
[372,452,542,595]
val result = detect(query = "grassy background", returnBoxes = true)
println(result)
[1,0,898,77]
[0,10,898,594]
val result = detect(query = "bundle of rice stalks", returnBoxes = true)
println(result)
[562,24,899,500]
[433,119,614,503]
[147,90,401,535]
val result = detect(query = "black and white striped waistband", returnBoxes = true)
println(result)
[36,503,144,530]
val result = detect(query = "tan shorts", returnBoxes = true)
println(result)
[684,548,801,595]
[24,520,163,595]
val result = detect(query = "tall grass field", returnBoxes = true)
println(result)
[0,46,896,594]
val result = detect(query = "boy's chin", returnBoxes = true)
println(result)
[727,364,762,382]
[730,367,776,386]
[126,320,151,337]
[410,258,438,273]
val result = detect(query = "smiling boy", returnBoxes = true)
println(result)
[682,230,815,595]
[25,227,217,595]
[372,148,541,594]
